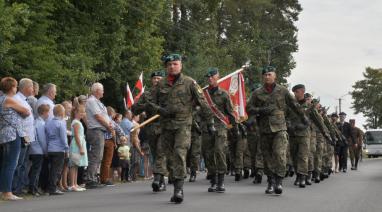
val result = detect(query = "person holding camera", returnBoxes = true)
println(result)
[0,77,31,201]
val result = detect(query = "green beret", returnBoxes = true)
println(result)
[261,65,276,75]
[312,98,320,104]
[292,84,305,92]
[339,112,347,116]
[205,67,219,77]
[331,113,338,118]
[162,54,182,64]
[151,70,165,78]
[304,93,312,99]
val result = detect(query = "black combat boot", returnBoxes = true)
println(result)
[250,168,256,178]
[306,171,312,185]
[253,172,263,184]
[159,175,166,191]
[243,168,250,179]
[208,174,217,192]
[313,171,320,183]
[216,174,226,193]
[299,175,306,188]
[274,175,283,195]
[189,170,197,182]
[152,174,162,192]
[328,168,333,175]
[206,173,212,180]
[294,174,300,186]
[235,170,242,182]
[265,175,275,194]
[320,172,325,181]
[170,179,184,204]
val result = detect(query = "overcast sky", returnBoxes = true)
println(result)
[287,0,382,129]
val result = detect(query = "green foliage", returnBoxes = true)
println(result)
[1,0,301,110]
[351,67,382,129]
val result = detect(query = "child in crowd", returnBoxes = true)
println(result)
[28,104,50,196]
[60,101,72,191]
[45,104,68,195]
[68,105,88,191]
[118,138,131,183]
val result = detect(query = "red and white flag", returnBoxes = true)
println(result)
[134,72,144,102]
[125,82,134,109]
[203,68,247,127]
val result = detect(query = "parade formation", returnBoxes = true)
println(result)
[0,53,365,204]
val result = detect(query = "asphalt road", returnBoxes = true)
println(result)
[1,159,382,212]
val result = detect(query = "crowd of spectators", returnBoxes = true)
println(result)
[0,77,154,201]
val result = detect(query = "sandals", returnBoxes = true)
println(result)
[1,194,23,201]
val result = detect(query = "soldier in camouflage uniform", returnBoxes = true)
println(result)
[148,54,215,203]
[230,123,246,181]
[287,84,310,188]
[321,109,338,177]
[304,95,333,184]
[187,106,202,182]
[244,116,264,184]
[349,119,364,170]
[132,70,167,192]
[247,66,308,195]
[202,67,239,193]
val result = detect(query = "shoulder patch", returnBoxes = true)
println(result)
[195,83,203,94]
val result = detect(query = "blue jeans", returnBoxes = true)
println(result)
[12,144,29,194]
[0,136,21,192]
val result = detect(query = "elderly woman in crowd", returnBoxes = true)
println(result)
[0,77,31,201]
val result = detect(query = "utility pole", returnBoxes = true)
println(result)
[338,98,342,113]
[337,93,349,114]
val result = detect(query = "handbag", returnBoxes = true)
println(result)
[70,152,82,166]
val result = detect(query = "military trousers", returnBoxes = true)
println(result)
[146,124,166,175]
[247,131,264,172]
[289,134,310,176]
[230,133,246,172]
[308,131,317,172]
[349,144,361,167]
[202,128,228,175]
[314,133,324,173]
[260,131,288,178]
[187,129,202,171]
[156,125,191,179]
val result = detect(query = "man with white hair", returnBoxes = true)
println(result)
[36,83,56,120]
[12,78,35,195]
[85,82,112,189]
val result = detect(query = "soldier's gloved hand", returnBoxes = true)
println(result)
[231,125,241,139]
[301,116,310,125]
[158,107,174,118]
[295,123,308,130]
[239,124,248,137]
[207,124,217,136]
[257,105,276,115]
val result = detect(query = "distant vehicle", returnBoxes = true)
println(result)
[364,129,382,158]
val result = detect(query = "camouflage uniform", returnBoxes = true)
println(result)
[132,86,165,175]
[286,105,310,177]
[187,109,202,180]
[245,117,264,181]
[150,73,213,180]
[306,104,331,182]
[247,83,307,194]
[349,126,363,169]
[201,87,236,175]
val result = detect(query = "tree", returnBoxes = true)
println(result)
[351,67,382,129]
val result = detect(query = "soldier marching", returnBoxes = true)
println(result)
[129,54,363,204]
